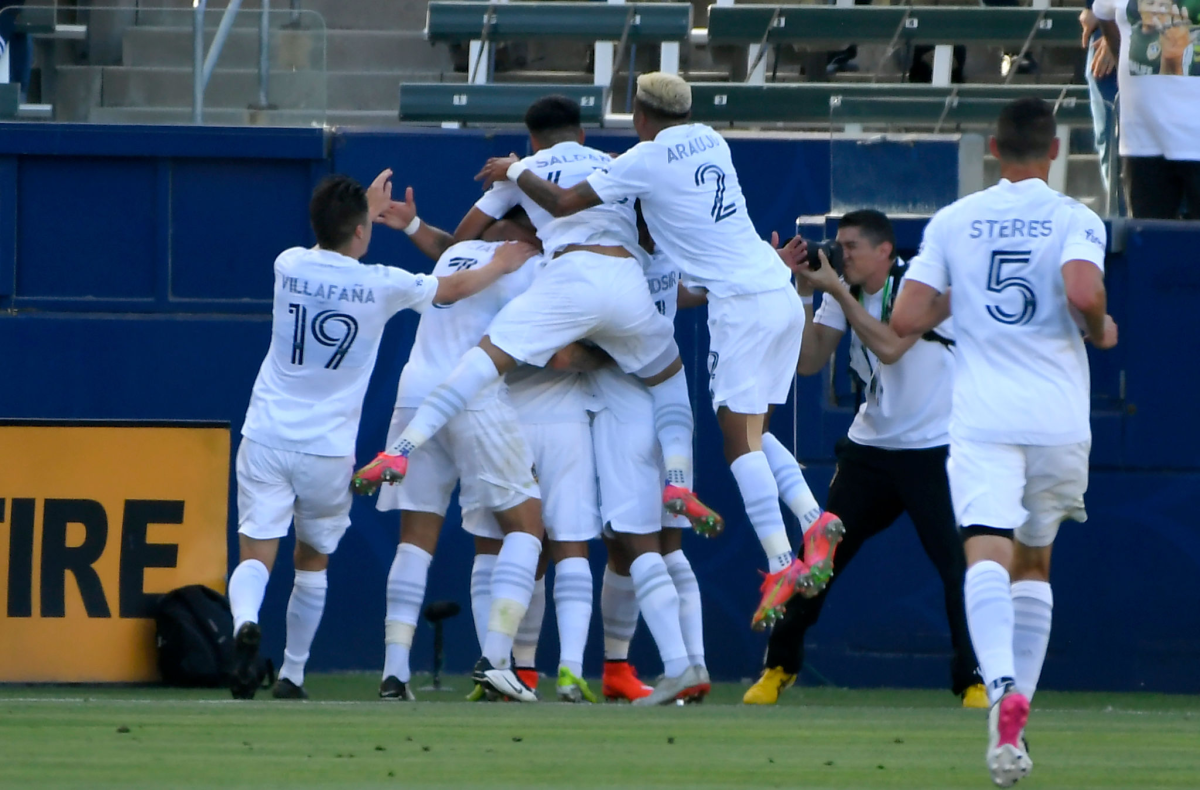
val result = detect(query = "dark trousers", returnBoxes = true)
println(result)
[1123,156,1200,220]
[763,439,980,695]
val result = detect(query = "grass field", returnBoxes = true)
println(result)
[1,675,1198,789]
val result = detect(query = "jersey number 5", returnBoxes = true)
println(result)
[289,304,360,369]
[986,250,1037,326]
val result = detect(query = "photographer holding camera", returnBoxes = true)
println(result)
[744,210,984,707]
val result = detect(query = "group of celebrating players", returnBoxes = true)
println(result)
[220,70,1117,788]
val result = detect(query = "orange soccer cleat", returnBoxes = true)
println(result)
[752,558,810,630]
[663,485,724,537]
[351,452,408,495]
[799,512,845,598]
[601,660,653,702]
[516,668,540,694]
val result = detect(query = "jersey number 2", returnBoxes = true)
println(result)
[986,250,1037,326]
[289,304,360,369]
[694,164,737,222]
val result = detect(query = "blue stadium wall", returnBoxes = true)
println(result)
[1,124,1197,693]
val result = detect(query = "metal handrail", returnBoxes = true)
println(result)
[193,0,272,123]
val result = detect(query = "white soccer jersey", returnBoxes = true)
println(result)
[475,140,640,257]
[589,249,681,419]
[905,178,1107,446]
[814,268,954,450]
[506,365,596,424]
[395,240,535,410]
[586,124,792,298]
[242,247,439,457]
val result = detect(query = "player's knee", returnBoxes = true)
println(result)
[549,540,589,562]
[293,541,329,571]
[961,527,1014,569]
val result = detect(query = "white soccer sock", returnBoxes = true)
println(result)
[1011,580,1053,701]
[469,554,497,652]
[278,569,328,688]
[664,550,705,669]
[761,432,823,531]
[513,575,546,668]
[964,561,1017,705]
[601,567,639,661]
[648,368,694,487]
[483,531,542,669]
[629,552,689,678]
[730,451,794,573]
[228,558,270,632]
[389,347,500,456]
[554,557,593,677]
[382,543,432,683]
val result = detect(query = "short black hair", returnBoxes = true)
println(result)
[633,96,691,124]
[525,95,582,138]
[310,174,368,250]
[995,97,1056,162]
[838,209,895,258]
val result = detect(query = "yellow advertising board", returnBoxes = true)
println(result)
[0,421,229,682]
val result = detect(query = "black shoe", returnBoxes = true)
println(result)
[230,622,262,700]
[472,657,538,703]
[272,677,309,700]
[379,676,416,701]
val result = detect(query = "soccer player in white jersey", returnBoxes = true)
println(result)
[475,74,843,631]
[371,206,602,703]
[226,173,534,700]
[354,96,721,549]
[892,98,1119,787]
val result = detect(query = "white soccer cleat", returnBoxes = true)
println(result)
[986,689,1033,787]
[472,657,539,703]
[632,665,707,707]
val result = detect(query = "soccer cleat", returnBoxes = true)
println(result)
[472,657,538,703]
[229,622,262,700]
[556,666,598,703]
[602,661,653,702]
[379,676,416,701]
[962,683,989,709]
[679,665,711,704]
[351,452,408,495]
[663,485,725,538]
[465,683,486,702]
[271,677,308,700]
[743,666,796,705]
[986,688,1033,787]
[798,512,845,598]
[517,668,540,696]
[632,665,707,706]
[752,558,810,631]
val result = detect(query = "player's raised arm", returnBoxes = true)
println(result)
[475,153,604,218]
[432,241,536,305]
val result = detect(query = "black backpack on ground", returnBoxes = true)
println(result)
[154,585,273,690]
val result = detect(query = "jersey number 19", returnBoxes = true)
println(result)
[288,303,360,369]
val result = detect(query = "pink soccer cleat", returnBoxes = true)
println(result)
[798,511,845,598]
[351,452,408,495]
[663,485,725,537]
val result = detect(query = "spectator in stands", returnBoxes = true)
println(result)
[1081,2,1120,196]
[1094,0,1200,218]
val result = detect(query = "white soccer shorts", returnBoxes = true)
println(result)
[947,437,1090,548]
[377,404,540,517]
[235,437,354,556]
[523,421,600,543]
[593,402,688,536]
[706,286,804,414]
[486,251,676,375]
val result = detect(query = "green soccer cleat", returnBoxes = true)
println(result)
[556,666,598,703]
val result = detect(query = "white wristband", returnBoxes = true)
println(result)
[403,216,421,236]
[506,160,528,181]
[800,295,814,306]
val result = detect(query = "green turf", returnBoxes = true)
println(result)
[1,675,1197,789]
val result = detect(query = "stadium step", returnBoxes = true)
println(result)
[131,0,424,32]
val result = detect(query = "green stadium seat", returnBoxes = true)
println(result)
[399,83,606,124]
[425,2,692,43]
[0,84,19,120]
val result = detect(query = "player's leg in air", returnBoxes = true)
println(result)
[227,440,354,700]
[353,252,714,528]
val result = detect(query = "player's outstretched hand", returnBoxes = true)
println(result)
[491,241,538,273]
[367,168,393,219]
[476,154,521,190]
[1088,314,1119,349]
[377,187,417,230]
[772,231,807,273]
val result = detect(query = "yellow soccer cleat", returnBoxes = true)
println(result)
[962,683,989,709]
[743,667,796,705]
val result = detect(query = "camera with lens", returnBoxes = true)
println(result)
[805,238,844,276]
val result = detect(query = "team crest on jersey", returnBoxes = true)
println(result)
[531,463,539,483]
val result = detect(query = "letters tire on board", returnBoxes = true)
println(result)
[0,421,230,682]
